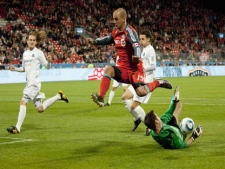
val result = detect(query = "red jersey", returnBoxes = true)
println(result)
[94,24,143,72]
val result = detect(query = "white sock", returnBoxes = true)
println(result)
[16,105,26,132]
[122,99,139,120]
[108,91,115,104]
[42,94,60,111]
[132,106,146,122]
[122,99,132,111]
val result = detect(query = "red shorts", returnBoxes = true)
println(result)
[112,66,145,88]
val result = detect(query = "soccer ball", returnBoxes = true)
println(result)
[179,117,195,134]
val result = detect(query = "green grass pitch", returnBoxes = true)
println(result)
[0,76,225,169]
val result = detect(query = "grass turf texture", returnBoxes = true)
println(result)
[0,76,224,169]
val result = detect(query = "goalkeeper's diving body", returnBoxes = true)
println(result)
[144,86,203,149]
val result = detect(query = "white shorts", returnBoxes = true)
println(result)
[129,74,154,104]
[112,80,128,88]
[22,80,45,108]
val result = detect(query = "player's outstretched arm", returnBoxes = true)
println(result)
[10,64,24,72]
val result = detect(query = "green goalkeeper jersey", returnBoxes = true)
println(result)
[151,101,188,149]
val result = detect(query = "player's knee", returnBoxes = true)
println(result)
[136,87,147,97]
[131,102,140,110]
[104,66,114,75]
[20,100,26,105]
[121,92,130,100]
[37,106,44,113]
[121,95,126,100]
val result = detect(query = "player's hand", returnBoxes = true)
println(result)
[190,125,203,141]
[132,56,140,63]
[86,38,94,45]
[9,65,15,71]
[46,55,51,62]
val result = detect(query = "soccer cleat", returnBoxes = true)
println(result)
[132,119,141,131]
[145,128,151,136]
[7,126,19,134]
[58,90,69,103]
[174,86,180,101]
[104,103,110,106]
[158,79,172,89]
[91,93,104,107]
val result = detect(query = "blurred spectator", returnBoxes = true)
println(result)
[0,0,225,67]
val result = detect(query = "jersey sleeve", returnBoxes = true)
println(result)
[125,26,141,57]
[39,50,50,69]
[94,35,114,45]
[144,46,156,72]
[15,53,25,72]
[160,101,177,124]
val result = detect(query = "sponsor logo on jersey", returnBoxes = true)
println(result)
[114,38,126,46]
[133,43,139,48]
[24,59,33,63]
[121,39,126,46]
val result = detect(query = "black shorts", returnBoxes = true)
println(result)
[168,116,179,129]
[112,66,122,82]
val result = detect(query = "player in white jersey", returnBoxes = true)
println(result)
[7,30,69,134]
[105,55,128,106]
[104,80,128,106]
[122,30,156,135]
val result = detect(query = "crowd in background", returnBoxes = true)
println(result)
[0,0,225,68]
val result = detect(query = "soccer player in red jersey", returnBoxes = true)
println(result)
[87,8,172,107]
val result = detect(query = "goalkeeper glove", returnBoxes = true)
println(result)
[190,125,203,141]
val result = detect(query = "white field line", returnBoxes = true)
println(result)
[0,98,224,106]
[0,137,35,145]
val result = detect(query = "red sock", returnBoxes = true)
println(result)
[147,80,159,92]
[99,76,111,99]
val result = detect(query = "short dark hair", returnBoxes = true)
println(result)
[144,110,157,131]
[140,29,154,44]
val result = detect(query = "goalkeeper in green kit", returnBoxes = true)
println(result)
[144,86,203,149]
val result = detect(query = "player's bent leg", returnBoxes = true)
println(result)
[135,86,148,97]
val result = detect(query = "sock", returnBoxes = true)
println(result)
[122,99,139,120]
[122,99,132,111]
[108,91,115,104]
[42,94,60,110]
[133,106,146,122]
[146,80,159,92]
[99,75,111,99]
[16,105,26,132]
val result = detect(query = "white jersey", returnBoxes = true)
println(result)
[22,47,49,83]
[142,44,156,82]
[21,47,50,101]
[129,44,156,103]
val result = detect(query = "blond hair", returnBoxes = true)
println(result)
[29,30,47,44]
